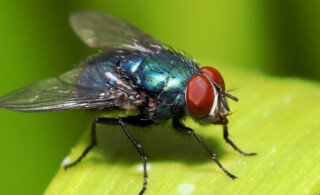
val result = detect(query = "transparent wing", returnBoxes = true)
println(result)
[0,65,140,112]
[70,10,167,51]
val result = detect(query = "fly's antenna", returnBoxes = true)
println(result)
[207,78,239,102]
[222,90,238,102]
[220,95,230,111]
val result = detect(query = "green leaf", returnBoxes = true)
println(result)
[45,64,320,195]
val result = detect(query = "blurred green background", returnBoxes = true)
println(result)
[0,0,319,194]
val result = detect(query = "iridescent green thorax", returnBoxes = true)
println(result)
[120,51,200,121]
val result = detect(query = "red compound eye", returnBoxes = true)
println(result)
[200,66,225,90]
[186,74,215,118]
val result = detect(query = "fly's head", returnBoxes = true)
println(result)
[186,66,238,125]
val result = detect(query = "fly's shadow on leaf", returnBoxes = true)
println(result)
[87,122,228,165]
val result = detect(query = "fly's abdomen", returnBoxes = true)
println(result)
[73,53,145,109]
[120,51,200,121]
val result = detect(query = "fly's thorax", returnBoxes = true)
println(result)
[185,66,236,125]
[119,51,199,121]
[142,91,187,123]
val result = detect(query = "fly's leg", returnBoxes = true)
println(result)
[172,118,237,180]
[118,119,148,195]
[223,125,257,156]
[65,117,150,195]
[64,118,99,170]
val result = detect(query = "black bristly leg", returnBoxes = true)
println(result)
[64,116,150,195]
[172,118,237,180]
[118,119,148,195]
[223,125,257,156]
[64,118,99,170]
